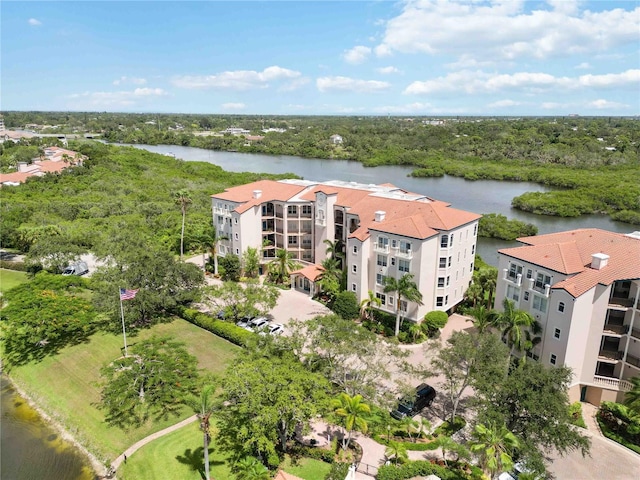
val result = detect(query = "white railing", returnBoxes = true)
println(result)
[593,375,633,392]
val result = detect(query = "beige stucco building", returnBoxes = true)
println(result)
[495,229,640,404]
[211,179,480,322]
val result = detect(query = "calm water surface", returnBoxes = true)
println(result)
[125,144,634,265]
[1,376,97,480]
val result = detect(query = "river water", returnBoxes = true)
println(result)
[0,376,97,480]
[126,143,634,265]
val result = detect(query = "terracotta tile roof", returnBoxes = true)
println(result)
[499,229,640,297]
[212,180,310,214]
[0,171,31,185]
[291,264,324,282]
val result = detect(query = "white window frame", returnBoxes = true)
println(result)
[352,245,358,254]
[558,302,565,313]
[376,293,386,305]
[440,235,448,248]
[554,328,561,339]
[352,283,357,292]
[398,259,410,273]
[439,257,447,268]
[352,265,357,273]
[436,296,444,307]
[550,353,557,365]
[438,277,445,288]
[377,255,388,267]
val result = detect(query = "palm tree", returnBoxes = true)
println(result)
[234,457,270,480]
[269,248,297,284]
[477,268,498,309]
[384,440,408,465]
[324,238,344,264]
[624,376,640,414]
[400,416,419,442]
[466,304,497,334]
[464,282,484,307]
[331,392,370,451]
[194,385,216,480]
[469,422,520,480]
[432,435,461,466]
[317,257,342,299]
[496,298,535,356]
[416,417,432,440]
[242,246,260,278]
[195,224,218,273]
[521,320,543,362]
[384,273,424,336]
[359,290,381,321]
[174,190,192,261]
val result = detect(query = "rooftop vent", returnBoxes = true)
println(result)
[374,210,386,222]
[625,231,640,240]
[591,253,609,270]
[252,190,262,199]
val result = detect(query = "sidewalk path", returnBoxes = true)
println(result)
[111,415,198,471]
[580,401,604,437]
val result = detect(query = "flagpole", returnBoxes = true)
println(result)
[119,287,129,357]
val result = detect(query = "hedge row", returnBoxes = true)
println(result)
[0,260,27,271]
[376,460,482,480]
[176,307,254,347]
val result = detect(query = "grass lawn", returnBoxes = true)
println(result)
[6,318,239,465]
[280,455,332,480]
[0,268,28,293]
[117,422,232,480]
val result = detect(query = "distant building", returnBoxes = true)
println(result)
[221,127,250,135]
[0,147,85,186]
[329,134,343,145]
[211,179,480,321]
[494,229,640,405]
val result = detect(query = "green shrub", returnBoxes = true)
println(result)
[568,402,587,428]
[176,307,253,347]
[0,260,27,271]
[331,291,360,320]
[433,416,466,436]
[376,460,481,480]
[422,311,448,337]
[219,254,241,281]
[324,462,350,480]
[597,401,640,452]
[289,445,335,464]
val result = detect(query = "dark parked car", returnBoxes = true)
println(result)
[390,383,436,420]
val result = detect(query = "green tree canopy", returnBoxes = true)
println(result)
[99,336,200,428]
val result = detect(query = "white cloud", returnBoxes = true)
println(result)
[404,69,640,95]
[316,76,391,93]
[377,66,400,75]
[376,1,640,62]
[488,99,522,108]
[343,46,372,64]
[28,18,42,27]
[541,101,571,110]
[67,88,167,108]
[221,102,246,110]
[575,62,591,70]
[172,66,302,90]
[586,99,629,110]
[113,76,147,86]
[578,69,640,88]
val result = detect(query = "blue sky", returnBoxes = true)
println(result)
[2,1,639,115]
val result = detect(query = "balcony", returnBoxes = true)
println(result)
[626,353,640,369]
[602,323,628,335]
[593,375,633,392]
[374,244,390,254]
[609,296,635,308]
[397,249,413,259]
[598,349,622,362]
[631,328,640,340]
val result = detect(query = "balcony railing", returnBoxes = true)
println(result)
[602,323,628,335]
[593,375,633,392]
[397,249,413,259]
[609,296,635,308]
[374,244,390,253]
[598,349,622,361]
[626,353,640,369]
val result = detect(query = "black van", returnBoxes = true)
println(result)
[390,383,436,420]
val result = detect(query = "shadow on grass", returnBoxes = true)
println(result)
[176,446,224,479]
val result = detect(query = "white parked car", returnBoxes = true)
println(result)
[259,323,284,336]
[248,317,269,330]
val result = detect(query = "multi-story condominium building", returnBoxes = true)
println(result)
[494,228,640,404]
[211,179,480,322]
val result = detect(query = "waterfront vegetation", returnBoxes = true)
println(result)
[4,113,638,224]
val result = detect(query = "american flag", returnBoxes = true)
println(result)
[120,288,139,301]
